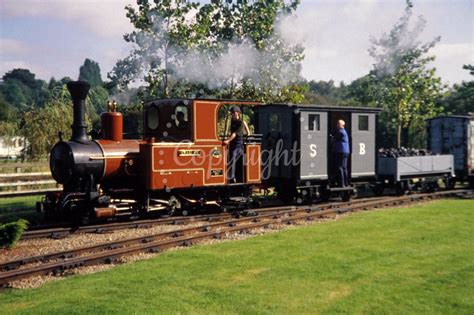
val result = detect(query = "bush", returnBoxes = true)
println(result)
[0,219,29,249]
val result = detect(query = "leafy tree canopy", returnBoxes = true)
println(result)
[440,64,474,115]
[110,0,304,103]
[1,68,49,109]
[368,0,445,147]
[79,58,103,87]
[2,69,37,89]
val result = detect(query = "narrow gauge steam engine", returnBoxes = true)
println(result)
[41,81,262,222]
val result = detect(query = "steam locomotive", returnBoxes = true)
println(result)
[38,81,462,222]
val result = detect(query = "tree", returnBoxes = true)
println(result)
[87,85,110,129]
[0,79,34,110]
[78,59,110,127]
[191,0,304,102]
[0,121,20,154]
[441,64,474,115]
[79,59,103,87]
[109,0,200,98]
[0,93,18,122]
[110,0,305,103]
[3,69,36,89]
[21,84,94,160]
[1,68,49,109]
[368,0,445,147]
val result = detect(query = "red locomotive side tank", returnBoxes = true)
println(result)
[101,101,123,142]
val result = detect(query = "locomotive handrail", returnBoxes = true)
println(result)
[244,134,263,144]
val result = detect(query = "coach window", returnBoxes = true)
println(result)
[147,106,159,130]
[269,113,281,131]
[308,114,320,131]
[358,115,369,131]
[174,105,189,129]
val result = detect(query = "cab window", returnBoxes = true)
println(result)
[147,106,159,130]
[174,105,189,129]
[218,104,255,141]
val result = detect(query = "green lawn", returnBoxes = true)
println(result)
[1,199,473,314]
[0,196,43,224]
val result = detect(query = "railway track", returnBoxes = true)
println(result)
[1,189,471,287]
[21,196,391,240]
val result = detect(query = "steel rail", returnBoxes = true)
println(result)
[20,196,390,240]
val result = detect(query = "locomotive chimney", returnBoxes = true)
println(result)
[67,81,91,143]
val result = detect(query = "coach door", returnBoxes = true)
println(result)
[300,111,328,179]
[328,111,352,184]
[351,113,376,178]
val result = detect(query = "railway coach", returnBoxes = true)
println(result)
[255,104,381,202]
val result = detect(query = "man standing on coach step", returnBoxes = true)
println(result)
[223,106,250,183]
[334,119,350,187]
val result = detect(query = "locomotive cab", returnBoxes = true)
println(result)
[139,99,262,215]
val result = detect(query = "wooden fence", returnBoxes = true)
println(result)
[0,162,60,198]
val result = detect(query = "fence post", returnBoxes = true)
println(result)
[16,166,22,191]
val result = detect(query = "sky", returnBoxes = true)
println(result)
[0,0,473,86]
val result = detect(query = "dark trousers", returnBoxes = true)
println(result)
[335,152,349,187]
[228,145,243,181]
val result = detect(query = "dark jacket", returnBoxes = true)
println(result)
[334,128,350,153]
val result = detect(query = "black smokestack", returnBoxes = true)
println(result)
[67,81,91,143]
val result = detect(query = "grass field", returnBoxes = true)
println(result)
[0,196,43,224]
[1,199,473,314]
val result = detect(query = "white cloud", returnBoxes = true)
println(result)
[0,39,30,54]
[298,0,473,84]
[0,60,50,79]
[1,0,134,38]
[296,1,394,83]
[433,43,473,59]
[432,43,474,84]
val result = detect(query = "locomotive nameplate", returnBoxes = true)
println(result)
[210,169,223,177]
[178,149,202,157]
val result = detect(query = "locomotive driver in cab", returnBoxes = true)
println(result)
[223,106,250,183]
